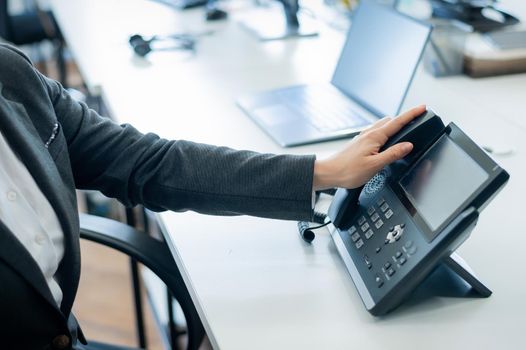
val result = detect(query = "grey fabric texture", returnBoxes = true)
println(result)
[0,43,316,349]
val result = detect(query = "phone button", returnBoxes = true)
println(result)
[364,255,372,269]
[380,202,389,212]
[365,229,374,240]
[358,216,367,225]
[367,207,376,216]
[375,275,384,288]
[348,225,357,234]
[385,209,394,219]
[355,239,364,249]
[361,222,370,232]
[371,212,380,222]
[350,232,361,242]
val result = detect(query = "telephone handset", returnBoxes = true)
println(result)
[329,110,445,230]
[326,109,509,316]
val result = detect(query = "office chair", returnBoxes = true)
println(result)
[0,0,67,85]
[79,213,206,350]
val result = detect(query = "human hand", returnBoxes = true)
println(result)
[312,105,426,191]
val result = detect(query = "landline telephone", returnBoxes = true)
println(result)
[327,109,509,316]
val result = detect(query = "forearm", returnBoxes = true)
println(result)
[40,73,316,221]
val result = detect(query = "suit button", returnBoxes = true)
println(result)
[52,334,70,349]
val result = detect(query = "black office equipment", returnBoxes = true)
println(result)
[327,109,509,316]
[237,1,431,147]
[431,0,520,32]
[151,0,208,9]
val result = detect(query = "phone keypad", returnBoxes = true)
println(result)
[341,197,420,289]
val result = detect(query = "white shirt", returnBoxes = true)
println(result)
[0,131,65,306]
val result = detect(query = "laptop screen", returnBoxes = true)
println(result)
[331,2,431,117]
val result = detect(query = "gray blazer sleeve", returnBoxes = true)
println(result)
[38,67,316,221]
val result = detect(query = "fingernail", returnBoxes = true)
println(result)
[403,143,413,151]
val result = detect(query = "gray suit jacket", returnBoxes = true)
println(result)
[0,44,315,349]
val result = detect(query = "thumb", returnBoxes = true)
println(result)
[376,142,413,166]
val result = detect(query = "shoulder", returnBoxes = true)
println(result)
[0,43,34,71]
[0,44,52,101]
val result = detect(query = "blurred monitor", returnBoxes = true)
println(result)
[238,0,318,41]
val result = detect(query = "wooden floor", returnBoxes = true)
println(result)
[74,240,165,349]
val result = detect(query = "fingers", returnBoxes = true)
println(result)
[381,105,426,138]
[360,116,392,135]
[371,116,392,129]
[375,142,413,166]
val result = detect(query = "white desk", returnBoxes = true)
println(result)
[50,1,526,349]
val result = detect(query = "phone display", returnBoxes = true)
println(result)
[400,135,488,239]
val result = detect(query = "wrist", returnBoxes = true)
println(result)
[313,159,340,191]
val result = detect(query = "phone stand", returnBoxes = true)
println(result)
[441,252,492,297]
[404,251,492,310]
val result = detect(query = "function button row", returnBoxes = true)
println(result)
[393,251,407,267]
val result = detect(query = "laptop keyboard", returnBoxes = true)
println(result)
[276,87,370,132]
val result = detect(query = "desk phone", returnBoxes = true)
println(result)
[327,110,509,316]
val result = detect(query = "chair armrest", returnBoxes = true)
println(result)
[78,213,205,350]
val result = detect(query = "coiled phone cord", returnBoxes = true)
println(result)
[297,188,336,243]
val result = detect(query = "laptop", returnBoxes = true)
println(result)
[237,2,432,147]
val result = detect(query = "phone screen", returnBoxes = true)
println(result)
[399,135,488,239]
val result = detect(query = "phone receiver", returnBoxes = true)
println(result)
[328,109,445,230]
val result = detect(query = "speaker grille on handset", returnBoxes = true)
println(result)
[364,168,390,197]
